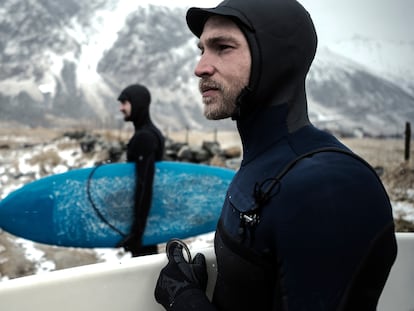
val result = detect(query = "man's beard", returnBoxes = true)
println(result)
[199,78,241,120]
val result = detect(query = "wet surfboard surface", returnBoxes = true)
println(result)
[0,161,235,247]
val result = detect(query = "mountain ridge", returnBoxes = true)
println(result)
[0,0,413,137]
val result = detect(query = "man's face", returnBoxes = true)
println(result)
[119,100,132,121]
[195,16,251,120]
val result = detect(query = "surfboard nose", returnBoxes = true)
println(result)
[0,183,55,243]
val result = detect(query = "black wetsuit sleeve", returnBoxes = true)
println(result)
[337,223,397,310]
[122,130,159,255]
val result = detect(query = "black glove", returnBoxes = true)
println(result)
[154,240,208,310]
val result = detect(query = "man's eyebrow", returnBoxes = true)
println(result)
[197,35,239,49]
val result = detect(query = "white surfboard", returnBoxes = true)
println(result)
[0,233,412,311]
[378,232,414,311]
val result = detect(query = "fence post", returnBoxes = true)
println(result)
[185,126,189,144]
[405,122,411,161]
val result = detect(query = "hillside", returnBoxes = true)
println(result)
[0,1,413,136]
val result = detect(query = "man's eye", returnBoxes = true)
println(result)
[219,44,232,51]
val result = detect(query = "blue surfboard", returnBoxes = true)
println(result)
[0,161,235,248]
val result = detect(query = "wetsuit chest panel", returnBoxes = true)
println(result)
[213,221,280,311]
[215,130,396,309]
[227,140,297,215]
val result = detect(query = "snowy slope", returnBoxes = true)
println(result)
[0,0,413,136]
[329,36,414,95]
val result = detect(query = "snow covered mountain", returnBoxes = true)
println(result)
[329,36,414,96]
[0,0,118,126]
[308,47,414,137]
[0,0,413,136]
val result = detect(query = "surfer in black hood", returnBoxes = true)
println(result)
[117,84,164,256]
[154,0,397,310]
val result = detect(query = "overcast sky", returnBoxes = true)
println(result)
[137,0,413,45]
[300,0,413,43]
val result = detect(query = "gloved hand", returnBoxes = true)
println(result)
[154,239,208,310]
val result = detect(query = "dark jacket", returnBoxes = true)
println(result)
[118,84,164,256]
[186,0,397,310]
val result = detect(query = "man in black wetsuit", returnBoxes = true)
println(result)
[117,84,164,257]
[154,0,397,310]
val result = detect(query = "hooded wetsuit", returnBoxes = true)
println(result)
[184,0,397,309]
[118,84,165,256]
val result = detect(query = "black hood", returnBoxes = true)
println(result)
[186,0,317,132]
[118,84,151,128]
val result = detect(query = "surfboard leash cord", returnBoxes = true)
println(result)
[166,239,192,262]
[86,164,127,238]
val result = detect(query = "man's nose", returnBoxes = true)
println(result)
[194,54,215,78]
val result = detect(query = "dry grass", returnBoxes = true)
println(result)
[0,128,410,168]
[0,127,64,146]
[342,138,410,170]
[27,149,61,166]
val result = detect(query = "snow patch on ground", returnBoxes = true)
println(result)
[393,201,414,222]
[15,239,56,274]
